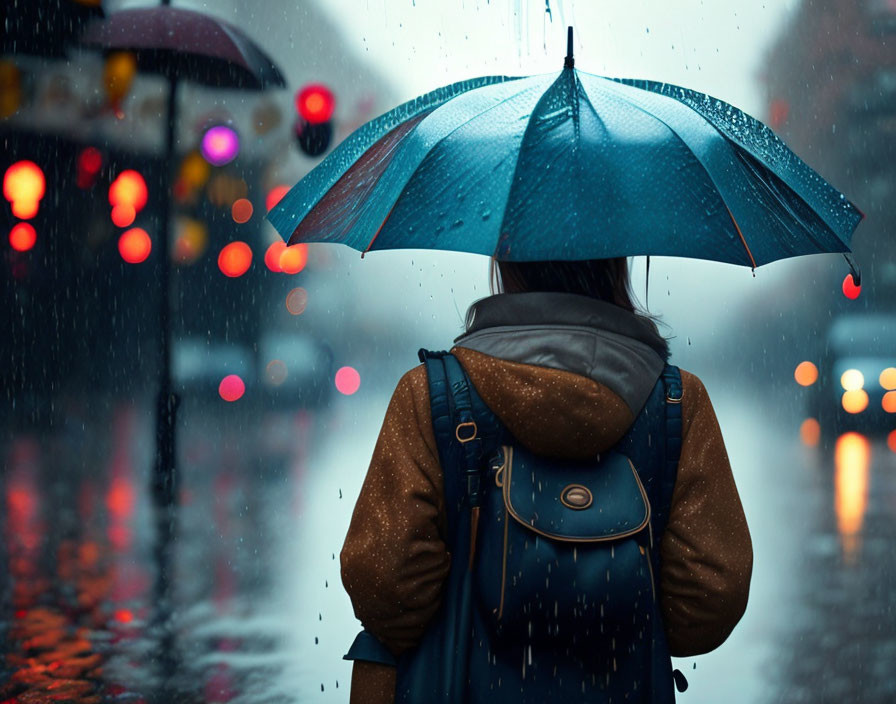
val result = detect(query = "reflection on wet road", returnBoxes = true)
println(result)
[1,386,895,702]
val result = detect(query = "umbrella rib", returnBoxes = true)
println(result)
[359,84,546,256]
[361,202,397,257]
[597,78,761,268]
[725,205,757,270]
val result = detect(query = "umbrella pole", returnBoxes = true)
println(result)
[152,72,180,604]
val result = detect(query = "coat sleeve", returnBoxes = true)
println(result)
[340,365,451,657]
[659,370,753,657]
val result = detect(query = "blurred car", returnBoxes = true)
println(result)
[172,337,255,404]
[257,330,332,409]
[810,314,896,441]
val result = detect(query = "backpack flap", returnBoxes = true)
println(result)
[501,445,651,542]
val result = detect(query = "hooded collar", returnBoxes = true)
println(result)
[452,292,669,417]
[455,292,668,359]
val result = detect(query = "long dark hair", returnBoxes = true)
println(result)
[490,258,639,312]
[470,257,664,340]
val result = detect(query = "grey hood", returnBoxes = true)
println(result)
[453,292,668,418]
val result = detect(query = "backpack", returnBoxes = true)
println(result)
[345,349,687,703]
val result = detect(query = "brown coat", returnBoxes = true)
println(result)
[341,327,752,703]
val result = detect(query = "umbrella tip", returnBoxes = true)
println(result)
[564,26,574,69]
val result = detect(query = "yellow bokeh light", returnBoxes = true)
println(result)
[834,432,870,563]
[794,361,818,387]
[879,367,896,391]
[840,369,864,391]
[882,391,896,414]
[841,389,869,414]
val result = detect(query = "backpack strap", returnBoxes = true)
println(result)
[417,349,502,525]
[658,364,683,537]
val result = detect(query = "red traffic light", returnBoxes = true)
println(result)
[295,84,335,124]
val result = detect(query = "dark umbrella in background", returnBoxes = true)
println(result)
[79,2,285,603]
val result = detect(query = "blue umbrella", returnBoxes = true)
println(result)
[267,28,862,277]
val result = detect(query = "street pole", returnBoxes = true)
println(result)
[152,69,180,600]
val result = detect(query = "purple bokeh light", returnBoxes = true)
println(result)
[200,125,240,166]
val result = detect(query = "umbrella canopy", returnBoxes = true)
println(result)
[80,5,285,90]
[267,50,862,270]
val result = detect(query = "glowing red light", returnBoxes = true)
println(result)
[265,184,290,212]
[109,170,148,212]
[769,99,789,129]
[842,274,861,300]
[219,374,245,402]
[77,147,103,189]
[231,198,254,224]
[110,202,136,228]
[3,160,45,219]
[118,228,152,264]
[218,241,253,277]
[79,147,103,174]
[279,243,308,274]
[115,609,134,623]
[335,366,361,395]
[9,222,36,252]
[295,84,335,124]
[889,430,896,453]
[106,477,134,519]
[264,241,286,272]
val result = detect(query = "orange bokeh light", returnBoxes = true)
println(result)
[3,160,45,219]
[265,184,290,212]
[279,243,308,274]
[9,222,36,252]
[794,361,818,387]
[219,374,245,402]
[265,360,287,386]
[231,198,253,224]
[799,418,820,447]
[888,430,896,453]
[285,287,308,315]
[880,367,896,391]
[118,228,152,264]
[217,241,252,277]
[108,170,148,211]
[841,389,869,415]
[110,202,136,228]
[882,391,896,414]
[264,241,286,272]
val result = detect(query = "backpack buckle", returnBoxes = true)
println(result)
[666,388,683,404]
[455,421,478,443]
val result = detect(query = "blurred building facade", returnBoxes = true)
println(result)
[1,0,398,425]
[762,0,896,304]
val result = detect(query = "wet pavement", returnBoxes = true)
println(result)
[2,381,895,703]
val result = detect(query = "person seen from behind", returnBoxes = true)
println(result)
[341,256,753,703]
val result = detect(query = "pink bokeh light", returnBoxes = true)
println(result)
[335,366,361,396]
[201,125,240,167]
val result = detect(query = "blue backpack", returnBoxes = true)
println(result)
[345,349,687,703]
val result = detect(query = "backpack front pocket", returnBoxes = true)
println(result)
[475,444,656,647]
